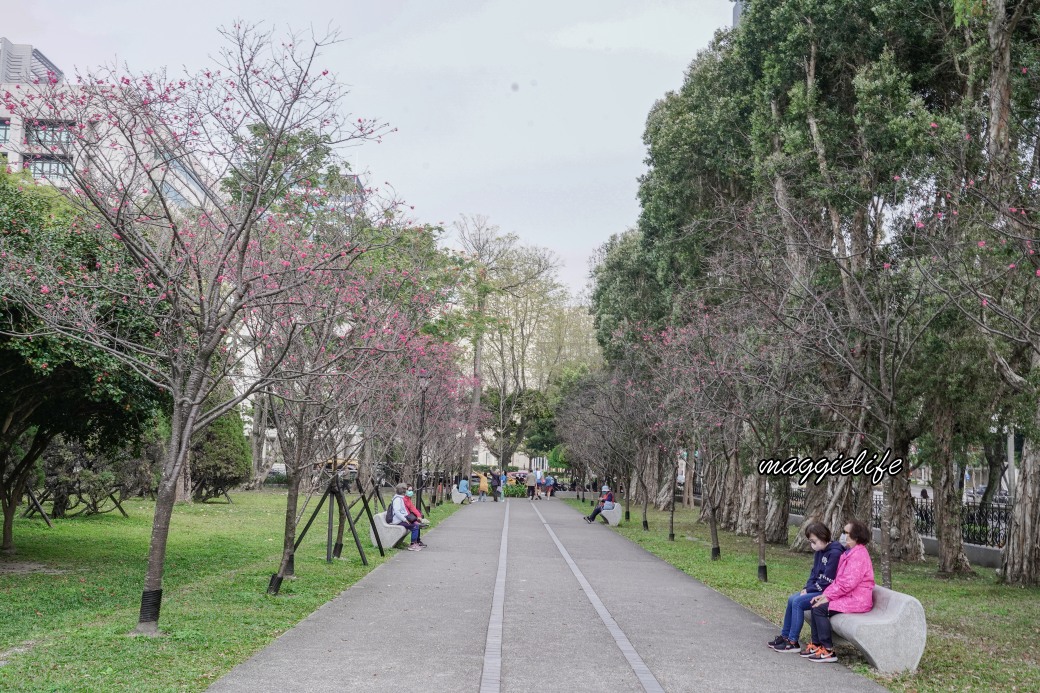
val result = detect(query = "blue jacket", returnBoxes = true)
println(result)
[805,541,845,593]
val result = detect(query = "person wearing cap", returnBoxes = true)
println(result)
[584,485,615,523]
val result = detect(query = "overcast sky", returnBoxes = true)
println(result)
[7,0,735,295]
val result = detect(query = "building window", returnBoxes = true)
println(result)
[26,156,70,181]
[26,120,75,148]
[0,119,9,144]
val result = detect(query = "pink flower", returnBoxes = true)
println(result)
[1009,264,1016,269]
[982,299,988,306]
[930,122,938,128]
[978,241,986,248]
[883,263,891,269]
[40,285,50,294]
[893,175,901,181]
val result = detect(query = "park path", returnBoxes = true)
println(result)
[209,497,886,693]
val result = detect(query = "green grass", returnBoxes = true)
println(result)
[0,490,459,692]
[567,499,1040,692]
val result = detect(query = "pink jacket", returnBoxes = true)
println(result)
[822,543,875,613]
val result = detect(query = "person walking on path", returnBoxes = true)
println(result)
[804,520,876,663]
[390,483,424,551]
[526,471,537,499]
[585,486,615,523]
[477,473,489,502]
[768,522,843,653]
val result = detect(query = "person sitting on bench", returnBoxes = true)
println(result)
[390,484,425,551]
[804,519,875,663]
[404,485,430,528]
[584,486,615,523]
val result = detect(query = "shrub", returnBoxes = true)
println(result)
[191,406,251,501]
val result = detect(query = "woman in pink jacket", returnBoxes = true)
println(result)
[803,519,875,663]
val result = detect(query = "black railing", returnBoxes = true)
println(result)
[788,488,1012,549]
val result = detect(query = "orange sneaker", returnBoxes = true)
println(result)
[798,643,820,658]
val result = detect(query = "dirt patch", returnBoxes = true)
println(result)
[0,641,35,667]
[0,561,65,575]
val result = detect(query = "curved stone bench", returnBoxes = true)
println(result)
[368,513,409,550]
[803,585,926,673]
[600,503,623,526]
[451,488,471,504]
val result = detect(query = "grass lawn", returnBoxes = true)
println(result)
[567,499,1040,692]
[0,490,459,692]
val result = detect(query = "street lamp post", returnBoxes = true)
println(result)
[415,372,432,514]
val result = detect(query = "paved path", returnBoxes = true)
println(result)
[210,498,886,693]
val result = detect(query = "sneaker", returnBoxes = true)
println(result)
[808,648,837,663]
[772,639,800,653]
[798,643,821,658]
[407,544,422,551]
[584,516,593,524]
[416,540,428,548]
[767,635,786,649]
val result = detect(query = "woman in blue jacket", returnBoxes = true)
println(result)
[768,521,844,652]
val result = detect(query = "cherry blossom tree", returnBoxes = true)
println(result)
[0,24,396,634]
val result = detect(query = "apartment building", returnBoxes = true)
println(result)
[0,38,72,182]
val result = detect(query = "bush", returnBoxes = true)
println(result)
[191,406,251,501]
[503,484,527,498]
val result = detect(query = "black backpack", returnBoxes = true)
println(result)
[385,497,396,523]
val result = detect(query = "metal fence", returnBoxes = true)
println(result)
[788,488,1012,548]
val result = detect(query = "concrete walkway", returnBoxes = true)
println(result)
[210,498,886,693]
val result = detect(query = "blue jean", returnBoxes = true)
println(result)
[780,591,819,642]
[400,521,421,543]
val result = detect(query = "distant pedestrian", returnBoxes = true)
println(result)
[526,472,537,499]
[478,473,489,502]
[545,474,555,497]
[585,486,615,523]
[491,469,502,501]
[920,488,929,500]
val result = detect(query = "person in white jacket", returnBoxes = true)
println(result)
[391,484,423,551]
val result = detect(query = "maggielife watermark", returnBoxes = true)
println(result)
[757,449,904,486]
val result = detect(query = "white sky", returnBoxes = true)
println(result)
[6,0,735,294]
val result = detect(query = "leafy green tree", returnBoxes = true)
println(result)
[191,401,252,502]
[0,172,163,552]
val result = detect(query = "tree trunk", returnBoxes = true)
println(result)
[764,478,790,545]
[1,493,15,555]
[757,472,768,581]
[982,437,1006,507]
[245,396,270,490]
[1003,392,1040,585]
[174,453,192,504]
[888,440,924,562]
[135,402,198,635]
[734,473,759,536]
[933,405,972,575]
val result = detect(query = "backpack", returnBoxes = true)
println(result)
[385,497,396,524]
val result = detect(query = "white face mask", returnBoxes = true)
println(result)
[839,533,849,545]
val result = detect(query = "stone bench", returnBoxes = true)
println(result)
[599,502,623,526]
[451,488,471,504]
[802,585,926,673]
[368,512,409,550]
